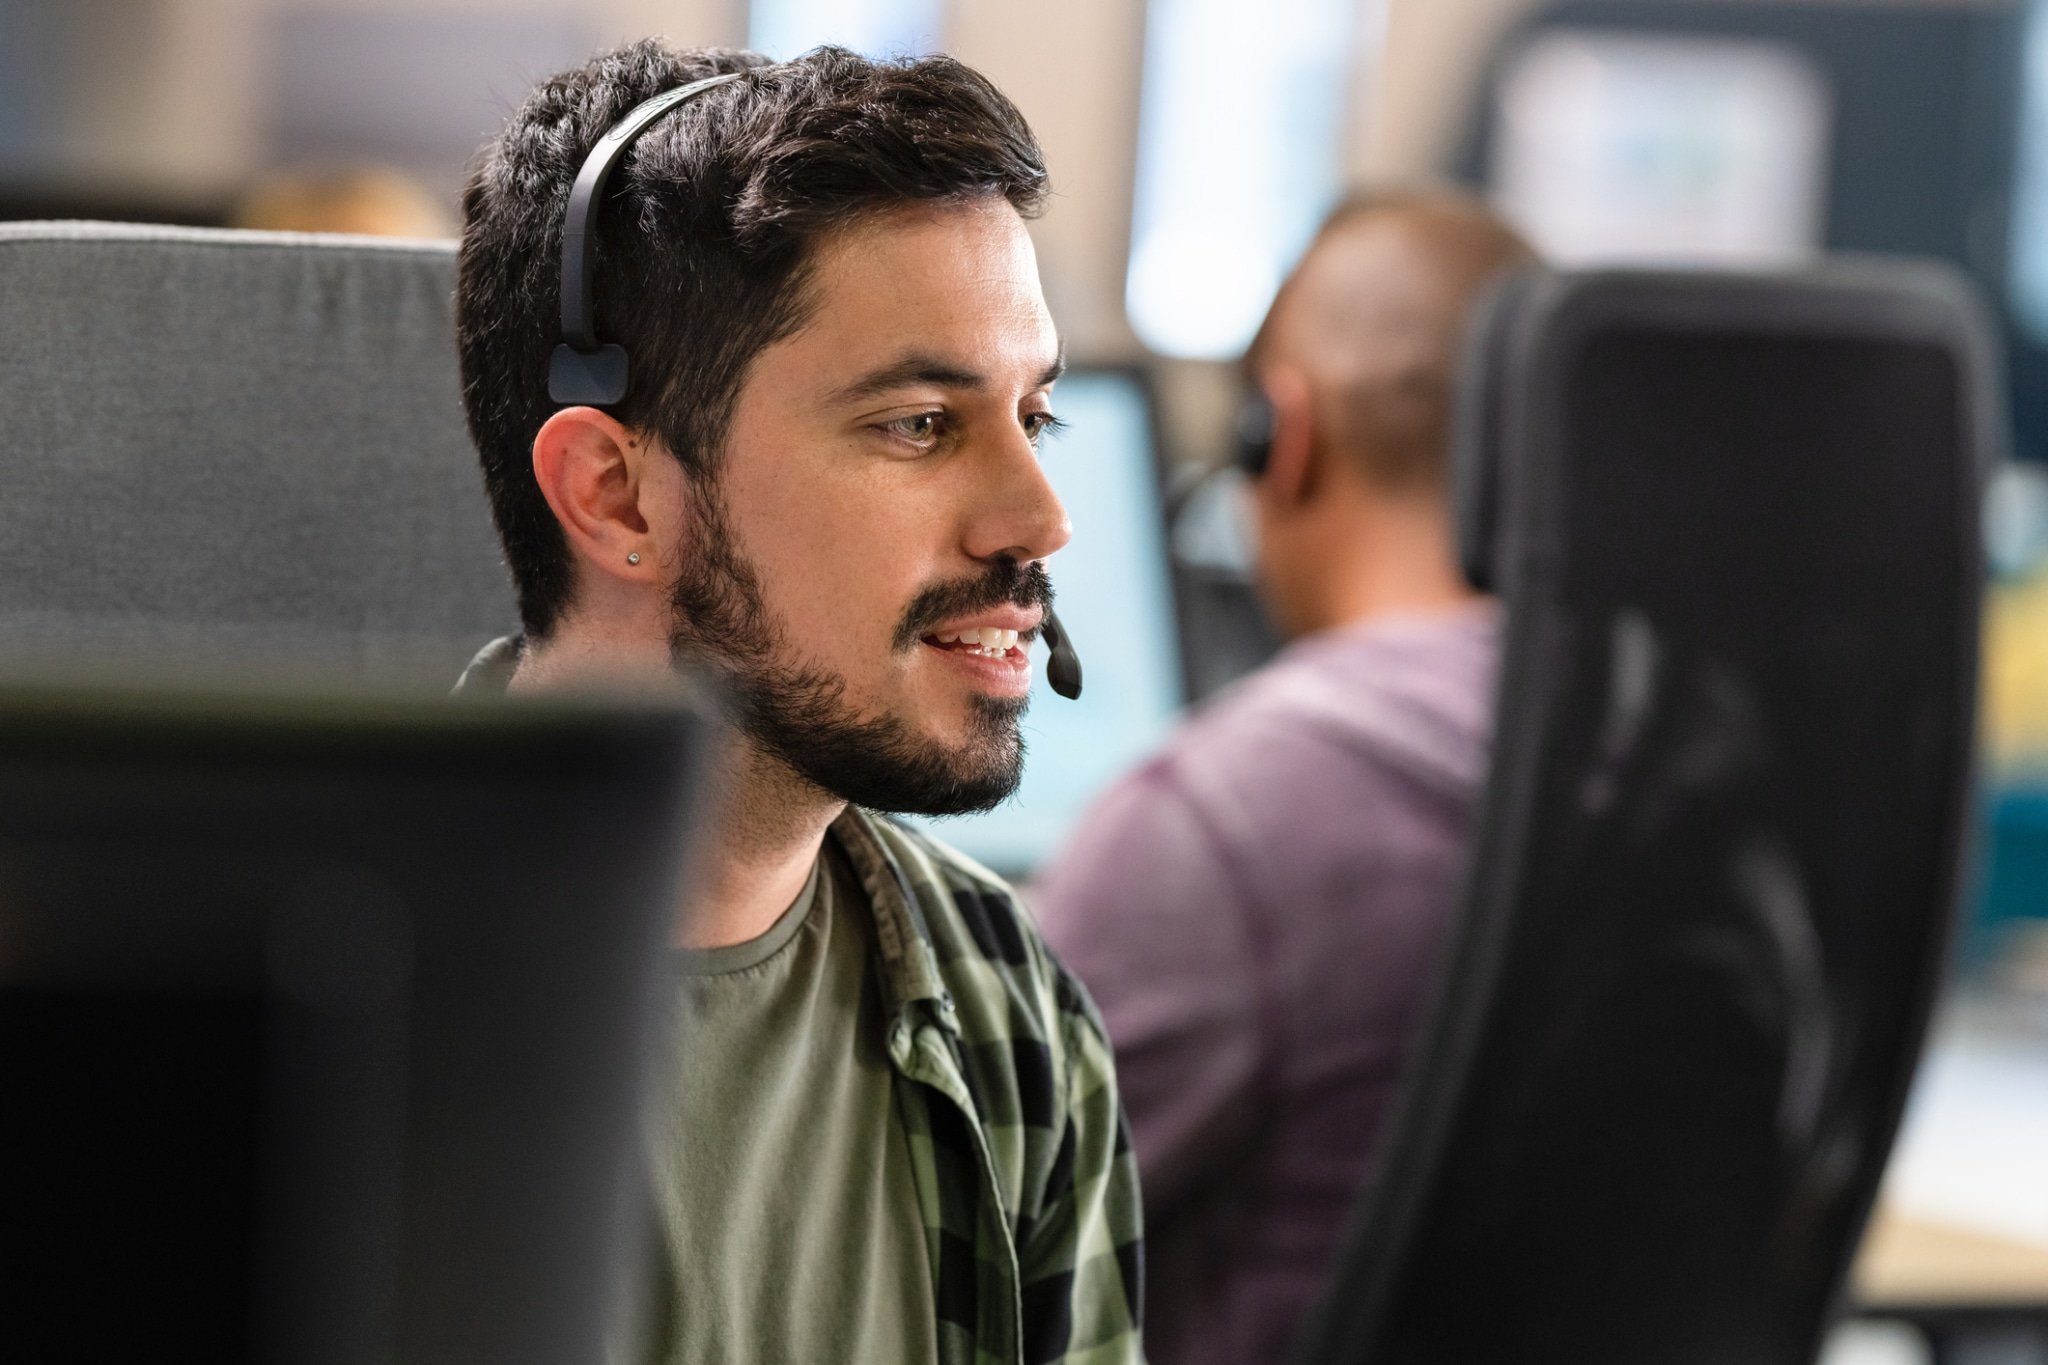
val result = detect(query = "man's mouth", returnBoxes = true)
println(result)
[922,627,1024,659]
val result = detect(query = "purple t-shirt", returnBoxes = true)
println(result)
[1033,605,1499,1365]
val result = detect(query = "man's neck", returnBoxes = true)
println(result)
[685,744,844,950]
[510,630,842,951]
[1288,488,1480,639]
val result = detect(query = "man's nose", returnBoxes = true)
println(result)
[966,424,1072,565]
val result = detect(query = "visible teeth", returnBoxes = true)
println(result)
[930,626,1019,654]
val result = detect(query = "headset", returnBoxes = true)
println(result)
[547,74,1083,700]
[1234,387,1275,479]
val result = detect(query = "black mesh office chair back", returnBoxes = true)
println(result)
[1296,261,1996,1365]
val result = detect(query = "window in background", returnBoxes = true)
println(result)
[1489,31,1832,268]
[2012,0,2048,344]
[1126,0,1379,360]
[747,0,941,61]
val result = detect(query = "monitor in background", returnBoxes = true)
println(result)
[1459,1,2044,454]
[910,367,1187,877]
[1488,28,1833,269]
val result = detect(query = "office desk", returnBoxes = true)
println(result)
[1852,1214,2048,1363]
[1848,1000,2048,1360]
[1856,1207,2048,1304]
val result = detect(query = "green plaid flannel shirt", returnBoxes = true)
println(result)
[832,806,1146,1365]
[455,638,1144,1362]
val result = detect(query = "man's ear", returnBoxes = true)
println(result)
[1258,365,1320,510]
[530,406,667,587]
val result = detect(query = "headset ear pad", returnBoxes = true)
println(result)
[548,342,631,407]
[1453,266,1548,595]
[1235,388,1277,479]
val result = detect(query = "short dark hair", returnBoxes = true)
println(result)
[457,41,1049,638]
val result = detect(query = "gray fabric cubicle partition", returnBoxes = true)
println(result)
[0,222,514,681]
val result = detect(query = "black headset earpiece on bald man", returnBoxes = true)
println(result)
[1234,386,1275,479]
[547,71,1083,699]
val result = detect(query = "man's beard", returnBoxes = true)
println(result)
[665,487,1051,817]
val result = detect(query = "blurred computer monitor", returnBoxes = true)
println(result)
[0,681,710,1363]
[910,367,1187,876]
[1488,28,1833,270]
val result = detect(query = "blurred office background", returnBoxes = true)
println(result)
[3,0,2046,1351]
[11,0,2037,938]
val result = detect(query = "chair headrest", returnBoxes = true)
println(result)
[1451,258,2005,599]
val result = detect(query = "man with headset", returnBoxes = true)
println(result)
[1036,192,1534,1365]
[451,42,1139,1365]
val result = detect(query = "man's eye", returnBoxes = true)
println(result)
[1023,411,1067,446]
[880,411,948,447]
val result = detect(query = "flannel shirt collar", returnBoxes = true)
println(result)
[829,806,962,1036]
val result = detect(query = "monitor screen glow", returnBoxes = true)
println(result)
[1490,30,1832,269]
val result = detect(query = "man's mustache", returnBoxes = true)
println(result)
[892,559,1055,651]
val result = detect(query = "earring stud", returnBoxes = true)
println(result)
[627,552,641,565]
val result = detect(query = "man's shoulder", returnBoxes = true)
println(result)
[858,811,1060,981]
[452,634,522,695]
[1162,607,1500,803]
[1037,609,1500,926]
[848,810,1115,1187]
[850,810,1104,1054]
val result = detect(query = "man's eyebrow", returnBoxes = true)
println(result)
[830,355,984,405]
[828,344,1069,406]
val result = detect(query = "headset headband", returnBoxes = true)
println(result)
[548,71,746,407]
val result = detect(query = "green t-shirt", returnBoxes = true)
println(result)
[647,839,938,1364]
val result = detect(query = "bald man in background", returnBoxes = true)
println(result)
[1035,192,1536,1365]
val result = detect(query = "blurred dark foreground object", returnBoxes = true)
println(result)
[1295,260,1997,1365]
[0,679,713,1364]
